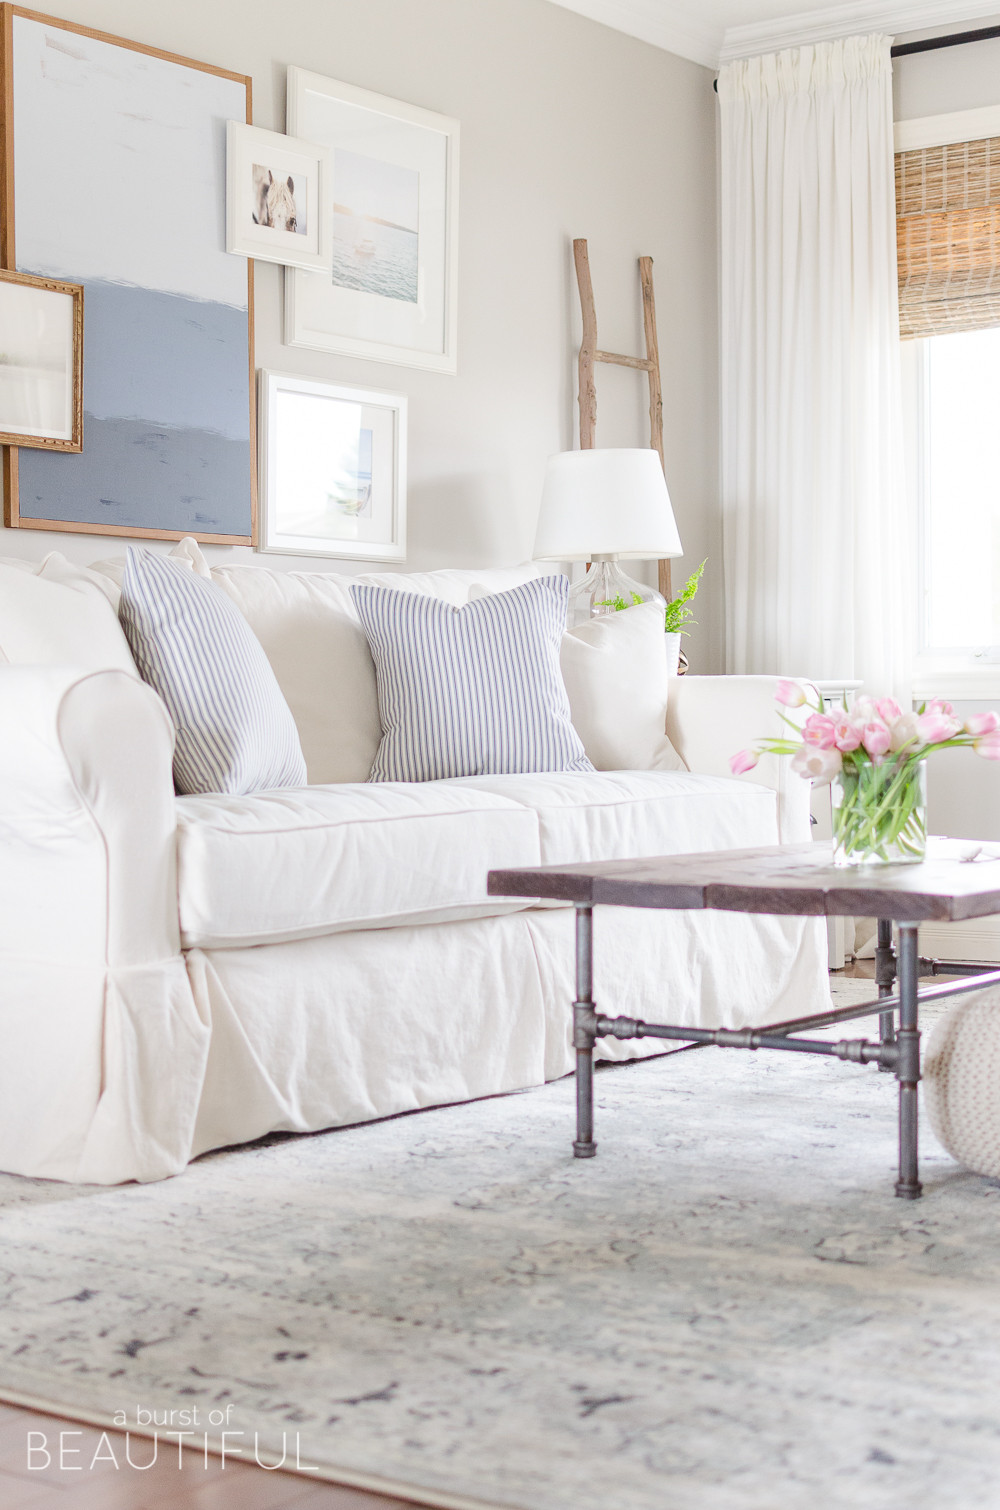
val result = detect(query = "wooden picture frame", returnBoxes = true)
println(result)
[0,269,82,450]
[285,68,459,374]
[258,369,407,561]
[0,5,257,544]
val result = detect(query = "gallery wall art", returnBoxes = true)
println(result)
[226,120,330,274]
[258,370,407,561]
[0,5,256,542]
[0,268,82,450]
[285,68,459,374]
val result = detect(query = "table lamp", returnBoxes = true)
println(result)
[533,448,683,627]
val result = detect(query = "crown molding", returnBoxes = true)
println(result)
[720,0,1000,63]
[546,0,1000,69]
[543,0,722,68]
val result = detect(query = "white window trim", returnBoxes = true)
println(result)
[899,104,1000,701]
[913,670,1000,701]
[894,104,1000,154]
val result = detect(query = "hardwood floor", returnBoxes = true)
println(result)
[0,1403,422,1510]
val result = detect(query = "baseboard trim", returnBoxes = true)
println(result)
[920,918,1000,965]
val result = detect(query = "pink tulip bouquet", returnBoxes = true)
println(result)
[731,681,1000,865]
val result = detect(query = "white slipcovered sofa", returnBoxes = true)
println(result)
[0,551,828,1183]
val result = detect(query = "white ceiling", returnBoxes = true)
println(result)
[546,0,1000,67]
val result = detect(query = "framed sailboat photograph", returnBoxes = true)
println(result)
[284,68,459,374]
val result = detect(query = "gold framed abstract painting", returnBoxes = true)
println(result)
[0,5,255,542]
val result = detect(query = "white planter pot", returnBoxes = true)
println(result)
[665,632,682,677]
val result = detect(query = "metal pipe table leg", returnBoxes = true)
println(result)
[876,917,896,1071]
[573,903,597,1159]
[895,922,922,1199]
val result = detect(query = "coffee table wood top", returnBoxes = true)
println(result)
[488,841,1000,922]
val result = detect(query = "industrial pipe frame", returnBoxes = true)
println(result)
[570,903,1000,1199]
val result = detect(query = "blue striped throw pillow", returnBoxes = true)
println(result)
[119,547,307,796]
[351,576,593,782]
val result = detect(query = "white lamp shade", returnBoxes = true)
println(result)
[533,448,683,562]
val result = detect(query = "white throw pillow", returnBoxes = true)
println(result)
[0,558,138,674]
[559,604,684,771]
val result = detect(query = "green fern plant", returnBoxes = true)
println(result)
[663,560,705,636]
[595,591,644,612]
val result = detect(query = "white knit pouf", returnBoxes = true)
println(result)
[924,987,1000,1178]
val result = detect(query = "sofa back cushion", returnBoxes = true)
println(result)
[352,576,593,782]
[118,547,307,796]
[208,561,546,785]
[0,557,138,674]
[88,535,211,609]
[209,566,380,786]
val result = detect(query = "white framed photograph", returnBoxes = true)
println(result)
[0,270,82,451]
[258,370,406,560]
[227,121,329,273]
[285,68,459,374]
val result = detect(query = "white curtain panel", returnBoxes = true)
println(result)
[718,36,911,698]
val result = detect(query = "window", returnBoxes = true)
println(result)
[912,328,1000,664]
[896,117,1000,692]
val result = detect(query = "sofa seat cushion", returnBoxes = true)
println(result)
[176,782,541,949]
[440,769,780,867]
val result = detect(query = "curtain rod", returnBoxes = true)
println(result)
[712,23,1000,89]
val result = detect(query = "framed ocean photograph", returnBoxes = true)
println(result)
[284,68,459,374]
[226,120,330,273]
[0,6,255,542]
[258,370,406,561]
[0,270,82,450]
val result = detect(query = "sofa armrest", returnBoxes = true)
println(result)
[665,675,814,844]
[0,666,179,968]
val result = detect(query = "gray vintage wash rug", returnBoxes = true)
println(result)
[0,978,998,1510]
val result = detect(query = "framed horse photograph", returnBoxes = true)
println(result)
[226,122,330,274]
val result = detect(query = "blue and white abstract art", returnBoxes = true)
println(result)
[8,15,253,540]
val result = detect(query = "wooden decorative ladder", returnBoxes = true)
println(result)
[573,238,671,600]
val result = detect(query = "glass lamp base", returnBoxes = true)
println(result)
[566,560,665,629]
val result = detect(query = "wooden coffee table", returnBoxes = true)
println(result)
[488,841,1000,1199]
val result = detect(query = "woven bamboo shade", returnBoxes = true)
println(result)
[895,136,1000,339]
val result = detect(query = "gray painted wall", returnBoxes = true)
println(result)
[894,14,1000,120]
[0,0,722,670]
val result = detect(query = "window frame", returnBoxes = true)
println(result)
[897,105,1000,701]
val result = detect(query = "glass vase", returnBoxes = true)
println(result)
[831,758,927,866]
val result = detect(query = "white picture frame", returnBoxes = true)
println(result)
[227,121,329,273]
[284,67,459,374]
[258,370,407,561]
